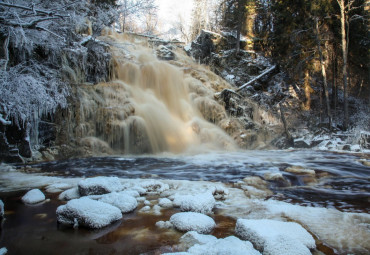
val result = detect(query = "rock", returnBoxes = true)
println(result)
[58,187,80,201]
[155,220,173,229]
[170,212,216,234]
[139,205,151,212]
[294,139,310,148]
[21,189,46,204]
[178,231,217,250]
[158,198,173,208]
[187,236,261,255]
[235,219,315,254]
[78,176,123,196]
[284,166,315,175]
[342,144,351,151]
[0,247,7,255]
[173,192,215,214]
[0,199,4,218]
[156,45,175,60]
[56,197,122,229]
[98,192,137,213]
[140,180,169,195]
[359,132,370,149]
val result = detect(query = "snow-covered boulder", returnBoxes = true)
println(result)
[178,231,217,250]
[58,187,80,201]
[56,197,122,228]
[46,183,73,193]
[173,193,215,214]
[188,236,261,255]
[78,177,123,196]
[0,199,4,218]
[140,180,169,195]
[21,189,46,204]
[170,212,216,234]
[235,219,315,255]
[97,192,137,213]
[0,247,7,255]
[158,198,173,208]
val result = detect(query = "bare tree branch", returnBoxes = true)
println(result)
[1,16,61,29]
[0,2,68,18]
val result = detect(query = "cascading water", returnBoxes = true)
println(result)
[74,31,237,155]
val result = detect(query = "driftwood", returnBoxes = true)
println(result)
[235,65,276,92]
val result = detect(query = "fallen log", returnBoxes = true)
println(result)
[235,65,276,92]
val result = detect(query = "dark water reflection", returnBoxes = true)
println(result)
[23,150,370,212]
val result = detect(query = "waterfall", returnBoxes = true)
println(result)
[73,31,237,154]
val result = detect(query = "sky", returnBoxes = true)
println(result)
[156,0,194,38]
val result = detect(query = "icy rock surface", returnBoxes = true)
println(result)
[21,189,45,204]
[187,236,261,255]
[170,212,216,234]
[173,192,215,214]
[0,199,4,217]
[97,192,137,213]
[58,187,80,201]
[56,197,122,228]
[235,219,315,254]
[78,177,123,196]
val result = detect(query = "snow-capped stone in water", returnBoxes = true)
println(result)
[0,200,4,218]
[45,183,73,193]
[235,219,315,254]
[120,189,140,198]
[187,236,261,255]
[97,192,137,213]
[78,176,123,196]
[155,220,173,229]
[139,205,151,212]
[210,185,229,200]
[56,197,122,229]
[21,189,45,204]
[170,212,216,234]
[140,180,169,194]
[179,231,217,250]
[158,198,173,208]
[144,200,151,206]
[0,247,7,255]
[173,192,215,214]
[58,187,80,201]
[284,166,315,175]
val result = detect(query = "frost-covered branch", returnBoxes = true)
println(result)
[2,16,61,29]
[0,2,68,18]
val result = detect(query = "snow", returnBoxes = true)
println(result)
[170,212,216,234]
[0,247,7,255]
[97,192,137,213]
[21,189,46,204]
[158,198,173,208]
[78,176,123,196]
[0,114,11,125]
[0,199,4,217]
[178,231,217,250]
[58,187,80,201]
[155,220,173,229]
[139,180,169,194]
[173,192,215,214]
[187,236,261,255]
[46,183,73,193]
[235,219,315,254]
[56,197,122,228]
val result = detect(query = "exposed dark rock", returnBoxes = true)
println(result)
[156,45,175,60]
[342,144,351,151]
[294,140,310,149]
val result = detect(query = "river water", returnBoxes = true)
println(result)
[27,150,370,213]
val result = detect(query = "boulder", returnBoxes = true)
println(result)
[170,212,216,234]
[97,192,137,213]
[173,192,215,214]
[158,198,173,208]
[58,187,80,201]
[78,176,123,196]
[21,189,46,204]
[235,219,315,255]
[56,197,122,228]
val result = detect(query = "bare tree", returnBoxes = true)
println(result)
[117,0,157,32]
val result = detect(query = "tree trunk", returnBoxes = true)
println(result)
[338,0,349,129]
[303,69,313,110]
[315,18,332,129]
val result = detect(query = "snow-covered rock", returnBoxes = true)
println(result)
[139,205,151,212]
[78,176,123,196]
[155,220,173,229]
[170,212,216,234]
[45,183,73,193]
[21,189,45,204]
[140,180,169,194]
[56,197,122,229]
[0,199,4,218]
[97,192,137,213]
[235,219,315,255]
[188,236,261,255]
[120,189,140,198]
[173,192,215,214]
[158,198,173,208]
[0,247,7,255]
[284,166,315,175]
[58,187,80,201]
[178,231,217,250]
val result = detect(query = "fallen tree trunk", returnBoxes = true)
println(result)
[236,65,276,92]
